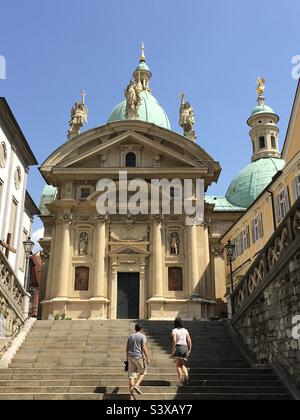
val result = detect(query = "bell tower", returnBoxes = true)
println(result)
[247,78,281,162]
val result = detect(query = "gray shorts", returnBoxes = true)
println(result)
[173,345,188,360]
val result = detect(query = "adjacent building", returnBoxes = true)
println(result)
[222,80,300,290]
[0,97,38,337]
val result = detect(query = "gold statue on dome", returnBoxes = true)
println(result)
[256,77,266,96]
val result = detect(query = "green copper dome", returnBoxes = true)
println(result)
[251,103,275,116]
[108,90,171,130]
[39,185,57,216]
[226,158,285,209]
[136,61,150,71]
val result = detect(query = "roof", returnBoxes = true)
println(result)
[205,195,246,212]
[25,191,40,216]
[251,103,275,116]
[39,184,57,216]
[225,157,285,209]
[0,97,38,166]
[108,90,171,130]
[282,78,300,163]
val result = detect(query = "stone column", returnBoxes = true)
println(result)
[93,219,106,298]
[152,218,163,297]
[188,224,199,294]
[55,218,71,298]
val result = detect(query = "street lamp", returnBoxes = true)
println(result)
[225,240,236,294]
[23,237,34,292]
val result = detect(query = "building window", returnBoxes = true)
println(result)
[252,214,264,243]
[8,198,18,246]
[275,187,290,225]
[14,166,22,190]
[0,142,7,168]
[234,226,250,258]
[293,175,300,200]
[259,136,265,149]
[168,267,183,291]
[271,136,276,149]
[80,188,90,199]
[125,152,136,167]
[74,267,89,291]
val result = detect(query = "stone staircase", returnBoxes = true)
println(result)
[0,320,291,400]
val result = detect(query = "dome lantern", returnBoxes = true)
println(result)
[133,42,152,93]
[247,77,280,162]
[108,44,171,130]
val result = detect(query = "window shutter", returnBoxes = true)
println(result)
[293,177,299,201]
[259,213,264,238]
[251,219,256,244]
[246,226,250,249]
[284,187,291,212]
[274,195,280,226]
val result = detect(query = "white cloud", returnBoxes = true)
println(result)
[31,227,44,253]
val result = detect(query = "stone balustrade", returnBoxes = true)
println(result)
[0,250,29,339]
[231,197,300,386]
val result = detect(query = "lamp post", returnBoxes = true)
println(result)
[225,240,236,294]
[23,237,34,292]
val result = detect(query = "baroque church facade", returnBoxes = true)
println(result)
[39,49,223,320]
[39,49,283,320]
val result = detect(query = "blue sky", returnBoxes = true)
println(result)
[0,0,299,236]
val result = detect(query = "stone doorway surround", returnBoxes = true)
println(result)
[108,250,149,320]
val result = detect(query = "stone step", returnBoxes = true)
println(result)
[1,319,289,400]
[0,379,282,387]
[0,371,278,385]
[1,367,272,374]
[0,385,288,394]
[0,392,290,400]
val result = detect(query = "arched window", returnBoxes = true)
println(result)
[125,152,137,167]
[259,136,265,149]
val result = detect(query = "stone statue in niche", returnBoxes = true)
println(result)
[170,232,179,255]
[79,232,88,255]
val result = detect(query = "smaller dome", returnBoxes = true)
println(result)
[226,158,285,209]
[136,61,150,71]
[251,103,275,116]
[39,185,57,216]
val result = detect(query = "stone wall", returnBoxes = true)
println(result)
[233,250,300,386]
[231,199,300,387]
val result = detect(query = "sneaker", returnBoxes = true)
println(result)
[134,386,143,395]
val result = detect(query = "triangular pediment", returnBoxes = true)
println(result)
[108,244,149,256]
[40,122,221,185]
[61,131,204,169]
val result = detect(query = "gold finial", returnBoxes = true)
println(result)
[140,42,146,62]
[256,77,265,96]
[180,92,185,104]
[80,90,86,105]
